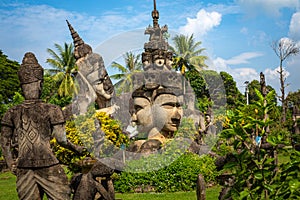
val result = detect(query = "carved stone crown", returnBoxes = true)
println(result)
[18,52,44,84]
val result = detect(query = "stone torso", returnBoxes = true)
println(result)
[1,100,65,168]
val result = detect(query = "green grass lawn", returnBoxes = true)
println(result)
[0,171,17,200]
[116,187,220,200]
[0,171,221,200]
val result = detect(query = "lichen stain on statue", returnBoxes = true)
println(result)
[66,20,117,117]
[0,52,85,200]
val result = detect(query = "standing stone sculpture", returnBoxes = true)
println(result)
[197,114,217,145]
[0,52,84,200]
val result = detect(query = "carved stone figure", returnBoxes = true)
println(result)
[0,52,84,200]
[197,114,217,145]
[142,0,172,71]
[71,158,116,200]
[124,0,203,154]
[65,20,116,116]
[129,84,183,152]
[66,21,122,200]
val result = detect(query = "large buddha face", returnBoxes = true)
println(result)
[131,96,154,136]
[131,88,183,138]
[153,93,183,134]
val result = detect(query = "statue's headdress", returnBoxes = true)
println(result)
[18,52,44,84]
[66,20,92,60]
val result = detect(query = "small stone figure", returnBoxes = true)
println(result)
[0,52,84,200]
[204,114,217,136]
[197,114,216,145]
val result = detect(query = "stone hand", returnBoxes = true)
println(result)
[9,161,17,175]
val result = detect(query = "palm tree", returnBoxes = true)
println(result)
[110,52,142,95]
[169,34,208,74]
[46,43,78,97]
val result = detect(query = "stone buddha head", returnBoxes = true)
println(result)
[18,52,44,100]
[130,84,183,139]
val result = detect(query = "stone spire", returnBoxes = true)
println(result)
[142,0,173,71]
[152,0,159,28]
[66,20,92,60]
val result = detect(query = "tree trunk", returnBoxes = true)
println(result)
[279,59,286,123]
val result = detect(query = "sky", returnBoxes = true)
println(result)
[1,0,300,96]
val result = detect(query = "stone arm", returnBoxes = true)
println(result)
[0,125,17,173]
[198,115,206,134]
[52,124,85,154]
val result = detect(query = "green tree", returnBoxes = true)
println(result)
[0,50,20,118]
[220,71,244,109]
[46,43,78,97]
[41,74,73,108]
[110,52,142,95]
[219,89,295,199]
[185,69,227,113]
[248,80,277,105]
[169,34,208,74]
[185,69,210,112]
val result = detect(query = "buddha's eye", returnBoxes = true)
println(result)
[162,102,181,109]
[95,80,103,85]
[155,59,164,67]
[161,102,176,109]
[134,105,144,112]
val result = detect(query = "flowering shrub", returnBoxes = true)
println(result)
[51,110,128,172]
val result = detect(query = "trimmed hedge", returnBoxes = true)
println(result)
[114,153,219,193]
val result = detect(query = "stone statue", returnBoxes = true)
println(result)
[197,114,217,145]
[0,52,84,200]
[142,0,172,71]
[129,84,183,152]
[65,21,123,200]
[71,158,116,200]
[124,0,202,154]
[65,20,116,117]
[204,114,216,136]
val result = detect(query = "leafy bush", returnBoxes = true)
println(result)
[114,153,218,193]
[51,109,128,172]
[218,89,300,199]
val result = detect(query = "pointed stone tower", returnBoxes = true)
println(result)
[66,20,92,60]
[142,0,173,71]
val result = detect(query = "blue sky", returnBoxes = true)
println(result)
[1,0,300,95]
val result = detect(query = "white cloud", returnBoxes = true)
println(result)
[289,12,300,41]
[212,53,300,99]
[212,56,258,92]
[240,27,248,34]
[285,54,300,93]
[0,3,148,66]
[179,9,222,38]
[237,0,299,17]
[211,52,285,95]
[225,52,264,65]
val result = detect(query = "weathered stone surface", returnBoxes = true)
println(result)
[0,52,83,200]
